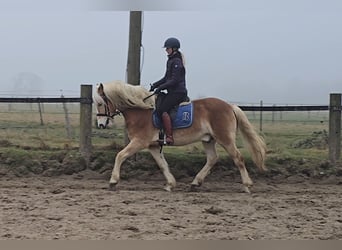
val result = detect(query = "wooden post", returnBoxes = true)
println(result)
[259,100,263,132]
[126,11,142,86]
[38,101,44,126]
[272,104,275,124]
[61,94,72,139]
[79,84,93,164]
[125,11,142,146]
[329,93,341,163]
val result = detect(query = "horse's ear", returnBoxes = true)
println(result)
[96,83,104,95]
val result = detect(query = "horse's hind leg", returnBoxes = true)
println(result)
[149,147,176,192]
[221,142,253,193]
[191,140,218,189]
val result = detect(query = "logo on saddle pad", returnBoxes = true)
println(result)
[152,103,193,129]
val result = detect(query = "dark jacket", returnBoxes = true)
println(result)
[152,52,187,94]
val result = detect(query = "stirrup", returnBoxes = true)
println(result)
[157,138,173,146]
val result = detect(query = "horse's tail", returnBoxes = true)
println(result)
[232,105,267,171]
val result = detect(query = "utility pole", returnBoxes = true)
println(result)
[125,11,142,146]
[126,11,142,86]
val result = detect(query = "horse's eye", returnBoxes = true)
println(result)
[98,103,103,107]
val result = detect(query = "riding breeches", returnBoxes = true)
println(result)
[156,92,187,117]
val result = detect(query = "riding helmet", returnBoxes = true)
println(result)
[163,37,180,49]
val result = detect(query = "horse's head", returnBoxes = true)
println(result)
[93,80,155,128]
[93,83,118,129]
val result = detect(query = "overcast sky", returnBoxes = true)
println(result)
[0,0,341,105]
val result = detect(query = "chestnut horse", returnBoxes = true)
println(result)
[93,80,267,193]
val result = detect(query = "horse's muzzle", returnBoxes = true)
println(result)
[98,124,106,129]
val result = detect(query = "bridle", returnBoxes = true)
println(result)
[96,93,121,127]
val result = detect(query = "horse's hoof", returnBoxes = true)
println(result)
[163,185,172,192]
[243,185,251,194]
[109,183,117,191]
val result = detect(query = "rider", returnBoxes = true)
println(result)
[150,37,188,145]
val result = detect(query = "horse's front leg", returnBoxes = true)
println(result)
[109,140,142,190]
[149,147,176,192]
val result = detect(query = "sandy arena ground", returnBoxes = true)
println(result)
[1,172,342,240]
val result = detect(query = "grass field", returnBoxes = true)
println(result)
[0,104,330,153]
[1,103,339,178]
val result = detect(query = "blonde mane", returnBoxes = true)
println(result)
[99,80,155,110]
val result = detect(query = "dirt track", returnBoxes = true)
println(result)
[1,171,342,240]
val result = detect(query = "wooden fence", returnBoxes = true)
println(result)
[0,85,93,164]
[0,88,341,163]
[239,94,341,163]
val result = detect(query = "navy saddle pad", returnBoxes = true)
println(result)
[152,102,193,129]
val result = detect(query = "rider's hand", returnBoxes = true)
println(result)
[149,84,155,92]
[155,87,162,94]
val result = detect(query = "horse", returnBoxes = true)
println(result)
[93,80,267,193]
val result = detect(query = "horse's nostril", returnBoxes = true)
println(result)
[99,124,105,129]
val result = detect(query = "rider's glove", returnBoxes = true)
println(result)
[149,84,156,92]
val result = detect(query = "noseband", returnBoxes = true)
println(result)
[96,93,121,119]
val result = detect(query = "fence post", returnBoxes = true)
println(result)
[79,84,93,164]
[272,104,275,124]
[259,100,263,132]
[61,94,72,139]
[37,100,44,126]
[329,93,341,163]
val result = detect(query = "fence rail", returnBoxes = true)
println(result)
[0,97,92,104]
[240,105,329,111]
[0,97,329,111]
[0,91,340,163]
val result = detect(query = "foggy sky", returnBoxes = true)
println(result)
[0,0,341,105]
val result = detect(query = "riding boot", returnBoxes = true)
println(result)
[162,112,174,145]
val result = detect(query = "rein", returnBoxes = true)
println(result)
[143,92,157,101]
[96,112,120,119]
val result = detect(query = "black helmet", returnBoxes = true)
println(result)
[163,37,180,49]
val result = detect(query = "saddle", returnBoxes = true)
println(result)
[152,93,193,129]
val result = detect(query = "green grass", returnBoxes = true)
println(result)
[1,107,340,178]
